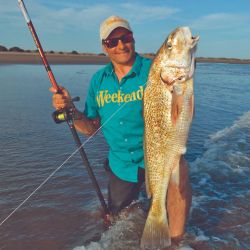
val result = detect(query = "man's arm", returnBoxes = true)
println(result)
[51,86,100,137]
[72,109,100,136]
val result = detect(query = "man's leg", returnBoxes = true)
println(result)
[166,156,192,239]
[107,172,140,215]
[104,160,144,215]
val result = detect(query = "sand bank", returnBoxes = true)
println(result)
[0,52,110,65]
[1,52,250,65]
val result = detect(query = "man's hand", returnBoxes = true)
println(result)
[50,86,73,110]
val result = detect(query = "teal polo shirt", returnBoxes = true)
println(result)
[84,53,152,182]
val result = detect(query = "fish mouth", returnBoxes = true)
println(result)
[160,28,199,85]
[160,47,197,85]
[161,60,190,69]
[160,62,189,85]
[160,73,172,85]
[160,73,186,85]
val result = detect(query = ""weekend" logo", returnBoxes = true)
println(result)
[96,86,144,107]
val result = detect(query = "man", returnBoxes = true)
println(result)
[51,15,191,240]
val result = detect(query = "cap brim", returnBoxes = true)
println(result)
[101,24,132,40]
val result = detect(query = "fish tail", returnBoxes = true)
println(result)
[140,206,171,249]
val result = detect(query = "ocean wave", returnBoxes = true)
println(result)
[192,110,250,175]
[189,110,250,249]
[73,111,250,250]
[73,207,146,250]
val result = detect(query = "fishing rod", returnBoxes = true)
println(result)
[18,0,109,216]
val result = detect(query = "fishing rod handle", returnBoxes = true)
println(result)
[18,0,59,92]
[52,97,80,124]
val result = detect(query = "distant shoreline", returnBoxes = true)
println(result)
[1,52,250,65]
[0,52,110,65]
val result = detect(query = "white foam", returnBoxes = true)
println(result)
[210,110,250,142]
[176,246,194,250]
[192,110,250,176]
[211,236,228,244]
[73,247,86,250]
[74,111,250,250]
[195,228,210,242]
[73,208,146,250]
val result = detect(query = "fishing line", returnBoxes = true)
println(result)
[0,99,129,227]
[1,0,150,229]
[17,0,111,215]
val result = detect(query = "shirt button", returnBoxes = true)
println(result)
[120,121,123,125]
[130,151,134,155]
[124,138,128,142]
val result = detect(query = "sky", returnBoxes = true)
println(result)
[1,0,250,59]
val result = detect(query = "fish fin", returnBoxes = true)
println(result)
[140,207,171,249]
[171,91,184,125]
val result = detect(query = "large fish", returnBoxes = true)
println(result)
[141,27,199,249]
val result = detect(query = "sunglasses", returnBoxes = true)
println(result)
[102,33,134,49]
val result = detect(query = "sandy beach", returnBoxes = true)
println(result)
[0,52,110,65]
[0,52,250,65]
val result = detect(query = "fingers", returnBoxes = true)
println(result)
[52,95,70,110]
[49,86,69,96]
[50,86,72,110]
[49,86,57,94]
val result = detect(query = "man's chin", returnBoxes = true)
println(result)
[116,53,135,64]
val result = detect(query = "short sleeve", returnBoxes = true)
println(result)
[83,76,99,119]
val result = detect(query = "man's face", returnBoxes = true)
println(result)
[102,27,136,66]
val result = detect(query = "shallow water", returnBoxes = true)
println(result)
[0,62,249,250]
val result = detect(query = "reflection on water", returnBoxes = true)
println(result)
[0,63,250,250]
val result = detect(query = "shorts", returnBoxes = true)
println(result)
[103,159,145,215]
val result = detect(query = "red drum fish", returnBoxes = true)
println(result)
[141,27,199,249]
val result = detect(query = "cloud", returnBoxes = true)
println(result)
[189,13,249,30]
[1,1,180,34]
[118,3,180,22]
[31,4,113,33]
[0,1,24,26]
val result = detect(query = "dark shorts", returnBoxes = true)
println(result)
[104,159,145,215]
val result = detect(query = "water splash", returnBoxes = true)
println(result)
[189,110,250,250]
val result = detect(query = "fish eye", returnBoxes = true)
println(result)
[167,42,172,49]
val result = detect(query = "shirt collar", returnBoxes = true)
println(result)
[129,53,142,76]
[104,53,142,77]
[105,62,114,76]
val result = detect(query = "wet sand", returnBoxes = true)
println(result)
[0,52,250,64]
[0,52,110,65]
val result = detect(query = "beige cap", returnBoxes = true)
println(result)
[100,15,132,40]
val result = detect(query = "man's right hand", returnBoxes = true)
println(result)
[50,86,73,110]
[50,86,100,136]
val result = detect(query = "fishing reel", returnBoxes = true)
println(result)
[52,96,80,124]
